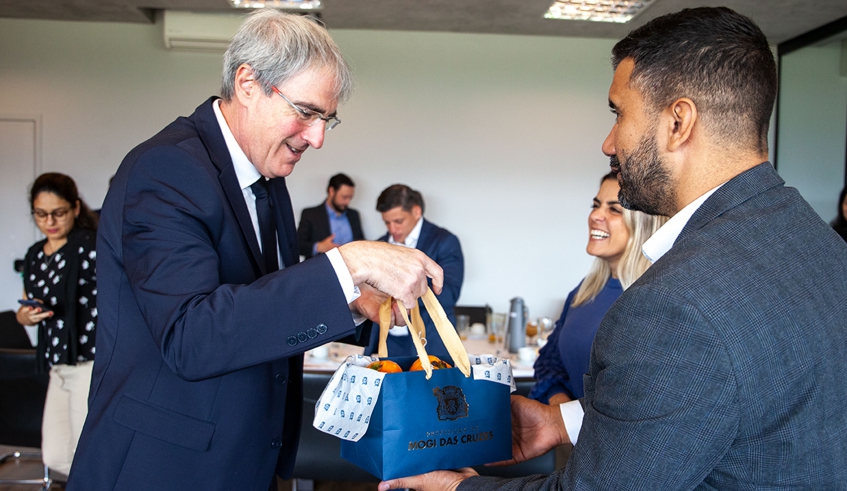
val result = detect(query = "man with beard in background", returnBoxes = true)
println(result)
[379,6,847,490]
[298,173,365,258]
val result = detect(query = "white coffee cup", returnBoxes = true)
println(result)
[310,344,329,360]
[517,346,537,363]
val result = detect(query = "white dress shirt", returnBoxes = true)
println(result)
[385,217,424,336]
[388,216,423,249]
[212,99,359,304]
[559,183,724,445]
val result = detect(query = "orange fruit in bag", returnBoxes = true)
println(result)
[366,360,403,373]
[409,355,452,371]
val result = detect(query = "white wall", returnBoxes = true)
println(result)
[1,16,621,319]
[777,40,847,222]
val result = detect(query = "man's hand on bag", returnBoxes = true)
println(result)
[351,284,407,326]
[378,467,477,491]
[490,395,571,466]
[339,241,443,309]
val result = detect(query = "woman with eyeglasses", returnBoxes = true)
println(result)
[15,172,98,477]
[529,172,666,405]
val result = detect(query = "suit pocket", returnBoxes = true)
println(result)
[113,394,216,452]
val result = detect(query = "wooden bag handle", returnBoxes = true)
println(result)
[377,288,471,379]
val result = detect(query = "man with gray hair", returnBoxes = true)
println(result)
[67,11,442,490]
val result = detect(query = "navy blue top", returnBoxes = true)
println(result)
[529,277,622,402]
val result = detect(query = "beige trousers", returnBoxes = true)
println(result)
[41,360,93,476]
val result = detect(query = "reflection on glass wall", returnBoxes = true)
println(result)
[777,36,847,223]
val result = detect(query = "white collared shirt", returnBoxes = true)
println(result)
[559,182,725,445]
[385,217,424,336]
[388,217,423,249]
[212,99,359,305]
[641,185,722,263]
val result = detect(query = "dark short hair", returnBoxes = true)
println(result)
[611,7,776,153]
[328,173,355,192]
[376,184,424,214]
[835,187,847,226]
[29,172,98,231]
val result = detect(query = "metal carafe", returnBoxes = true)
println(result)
[506,297,528,353]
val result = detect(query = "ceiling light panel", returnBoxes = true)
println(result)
[544,0,657,23]
[229,0,322,10]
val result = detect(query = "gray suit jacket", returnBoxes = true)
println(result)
[462,163,847,490]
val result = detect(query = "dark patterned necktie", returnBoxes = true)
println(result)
[250,178,279,273]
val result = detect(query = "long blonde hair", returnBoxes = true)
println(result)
[572,173,667,307]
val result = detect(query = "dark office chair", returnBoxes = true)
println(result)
[453,305,492,327]
[0,311,52,489]
[293,372,380,483]
[0,310,34,349]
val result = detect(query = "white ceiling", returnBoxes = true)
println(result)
[0,0,846,45]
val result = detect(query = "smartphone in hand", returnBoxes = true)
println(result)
[18,299,53,312]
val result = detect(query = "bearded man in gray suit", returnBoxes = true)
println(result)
[381,7,847,491]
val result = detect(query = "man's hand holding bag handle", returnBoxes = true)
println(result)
[377,288,471,379]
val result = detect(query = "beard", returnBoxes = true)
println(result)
[610,134,674,216]
[329,197,348,213]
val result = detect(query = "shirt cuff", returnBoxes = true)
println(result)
[326,248,360,305]
[388,325,410,337]
[560,400,584,445]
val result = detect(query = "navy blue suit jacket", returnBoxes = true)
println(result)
[67,98,364,490]
[364,219,464,360]
[461,163,847,490]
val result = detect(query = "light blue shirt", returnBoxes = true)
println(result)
[312,202,355,255]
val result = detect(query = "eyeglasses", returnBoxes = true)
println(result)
[32,207,72,221]
[271,86,340,131]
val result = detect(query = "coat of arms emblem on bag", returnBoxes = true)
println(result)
[433,386,469,421]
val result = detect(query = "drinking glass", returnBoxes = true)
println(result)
[456,314,471,340]
[489,313,507,344]
[537,317,554,346]
[525,320,538,345]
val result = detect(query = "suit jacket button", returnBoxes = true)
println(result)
[316,323,327,334]
[307,327,318,338]
[274,373,286,384]
[297,332,308,343]
[271,438,282,449]
[286,336,297,346]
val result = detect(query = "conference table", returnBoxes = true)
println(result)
[303,336,537,377]
[292,337,560,484]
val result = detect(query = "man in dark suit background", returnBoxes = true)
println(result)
[364,184,464,360]
[66,11,443,491]
[297,172,365,259]
[382,7,847,491]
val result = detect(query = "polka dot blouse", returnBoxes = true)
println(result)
[24,234,97,367]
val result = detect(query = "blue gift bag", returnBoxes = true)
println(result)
[315,290,514,480]
[339,355,513,480]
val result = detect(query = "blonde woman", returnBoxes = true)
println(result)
[529,172,666,404]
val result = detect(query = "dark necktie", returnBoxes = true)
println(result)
[251,178,279,273]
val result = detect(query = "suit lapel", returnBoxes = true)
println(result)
[192,97,264,273]
[317,204,332,240]
[415,219,434,253]
[348,210,363,241]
